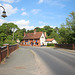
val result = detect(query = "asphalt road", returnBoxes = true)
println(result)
[25,46,75,75]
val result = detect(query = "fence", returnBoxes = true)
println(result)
[0,44,19,63]
[55,44,75,50]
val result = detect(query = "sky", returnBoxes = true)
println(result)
[0,0,75,30]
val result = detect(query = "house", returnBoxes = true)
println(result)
[45,38,57,45]
[20,29,46,46]
[20,29,57,46]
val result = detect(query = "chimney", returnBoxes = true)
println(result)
[44,32,46,37]
[34,29,36,34]
[24,32,26,37]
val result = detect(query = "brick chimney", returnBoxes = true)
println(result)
[44,32,46,37]
[34,29,36,34]
[24,32,26,37]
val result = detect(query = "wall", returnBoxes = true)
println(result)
[0,44,19,63]
[20,39,41,46]
[55,44,75,50]
[40,33,46,46]
[45,40,57,45]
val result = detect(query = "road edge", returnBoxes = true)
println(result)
[30,50,49,75]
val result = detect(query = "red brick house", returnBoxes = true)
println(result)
[20,29,46,46]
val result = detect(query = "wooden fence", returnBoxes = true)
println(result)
[0,44,19,63]
[55,44,75,50]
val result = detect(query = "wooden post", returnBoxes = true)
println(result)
[73,44,74,50]
[55,44,56,47]
[7,45,9,57]
[0,47,2,63]
[17,44,19,49]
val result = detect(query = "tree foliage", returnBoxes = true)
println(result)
[0,23,19,45]
[58,11,75,44]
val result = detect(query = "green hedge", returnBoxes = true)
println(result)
[47,43,55,46]
[4,39,16,45]
[0,41,3,46]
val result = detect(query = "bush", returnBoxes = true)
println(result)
[0,41,3,46]
[4,39,16,45]
[47,43,55,47]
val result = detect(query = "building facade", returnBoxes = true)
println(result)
[20,29,57,46]
[20,29,46,46]
[45,38,57,45]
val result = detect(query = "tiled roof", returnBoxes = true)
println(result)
[23,32,43,39]
[46,38,54,42]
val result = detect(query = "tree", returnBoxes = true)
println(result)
[27,30,34,33]
[0,23,12,35]
[0,33,7,41]
[8,23,19,40]
[58,11,75,44]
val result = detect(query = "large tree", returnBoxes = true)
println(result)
[58,11,75,44]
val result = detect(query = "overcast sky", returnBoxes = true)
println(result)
[0,0,75,30]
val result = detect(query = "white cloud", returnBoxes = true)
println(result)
[9,20,35,30]
[16,0,20,2]
[14,20,29,26]
[0,0,20,3]
[38,0,44,4]
[31,9,40,14]
[0,19,7,25]
[21,12,27,16]
[10,20,35,30]
[38,0,65,8]
[0,19,34,30]
[21,8,25,11]
[39,25,56,29]
[39,21,56,28]
[40,25,45,28]
[0,0,14,3]
[50,26,56,28]
[0,4,18,16]
[39,21,48,25]
[24,26,35,30]
[0,19,56,30]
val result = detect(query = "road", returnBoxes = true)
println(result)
[24,46,75,75]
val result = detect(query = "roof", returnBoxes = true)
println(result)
[46,38,54,42]
[23,32,43,39]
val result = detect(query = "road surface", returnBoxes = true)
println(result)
[25,46,75,75]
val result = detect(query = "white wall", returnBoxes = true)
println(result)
[52,40,57,43]
[40,33,46,45]
[45,40,57,45]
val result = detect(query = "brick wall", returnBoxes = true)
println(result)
[55,44,75,50]
[0,44,19,63]
[20,39,41,46]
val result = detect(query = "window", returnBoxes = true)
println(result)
[34,42,35,45]
[26,40,28,42]
[24,42,25,45]
[36,40,37,42]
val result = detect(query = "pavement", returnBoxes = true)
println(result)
[0,47,47,75]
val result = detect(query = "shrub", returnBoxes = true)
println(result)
[4,39,16,45]
[47,43,55,47]
[0,41,3,46]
